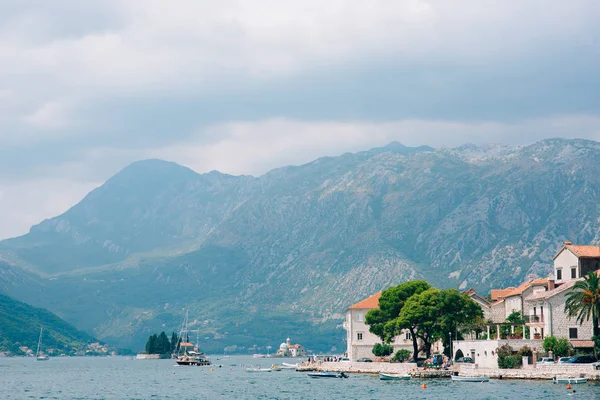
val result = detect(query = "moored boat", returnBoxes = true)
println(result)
[553,377,588,384]
[379,373,410,381]
[451,375,490,382]
[308,371,348,379]
[246,367,272,372]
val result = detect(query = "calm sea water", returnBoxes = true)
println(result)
[1,356,599,399]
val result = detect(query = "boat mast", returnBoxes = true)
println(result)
[36,327,43,357]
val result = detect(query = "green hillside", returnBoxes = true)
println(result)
[0,293,96,355]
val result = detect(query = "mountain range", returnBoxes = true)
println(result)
[1,138,599,352]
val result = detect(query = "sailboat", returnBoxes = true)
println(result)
[36,327,50,361]
[175,310,211,366]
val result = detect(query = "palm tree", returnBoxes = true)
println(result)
[564,272,600,356]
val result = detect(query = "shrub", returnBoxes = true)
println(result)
[497,344,521,369]
[518,345,532,357]
[372,343,394,357]
[392,349,411,363]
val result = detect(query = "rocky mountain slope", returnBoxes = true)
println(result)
[1,138,599,351]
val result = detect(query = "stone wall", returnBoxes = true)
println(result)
[317,361,418,374]
[460,363,600,380]
[547,290,593,340]
[490,302,506,323]
[452,339,543,369]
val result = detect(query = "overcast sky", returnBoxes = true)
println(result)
[1,0,599,239]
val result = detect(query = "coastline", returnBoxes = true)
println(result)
[309,361,600,381]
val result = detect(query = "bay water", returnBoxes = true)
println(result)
[1,355,598,399]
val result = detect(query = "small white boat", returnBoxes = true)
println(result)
[246,367,272,373]
[379,373,410,381]
[553,377,588,384]
[452,375,490,382]
[282,362,298,368]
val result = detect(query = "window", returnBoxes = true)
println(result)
[556,269,562,280]
[357,312,364,322]
[405,331,412,340]
[569,328,578,339]
[571,268,577,279]
[533,306,537,316]
[357,332,363,341]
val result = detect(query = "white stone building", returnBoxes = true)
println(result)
[522,242,599,348]
[344,292,442,361]
[453,241,600,365]
[276,338,306,357]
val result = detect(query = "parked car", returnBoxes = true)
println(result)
[456,357,474,363]
[406,358,427,367]
[339,357,350,362]
[566,355,596,364]
[357,357,372,362]
[538,357,554,364]
[558,357,572,364]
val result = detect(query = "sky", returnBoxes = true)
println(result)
[1,0,600,239]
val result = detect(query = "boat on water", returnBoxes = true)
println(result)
[451,375,490,382]
[36,327,49,361]
[379,373,410,381]
[308,372,349,379]
[553,377,588,384]
[174,310,211,367]
[246,367,272,372]
[252,354,266,358]
[281,363,297,370]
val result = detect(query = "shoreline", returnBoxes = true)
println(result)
[308,361,600,381]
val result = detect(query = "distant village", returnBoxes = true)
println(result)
[0,342,117,358]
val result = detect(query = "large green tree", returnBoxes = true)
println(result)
[565,272,600,356]
[397,288,483,358]
[365,280,431,360]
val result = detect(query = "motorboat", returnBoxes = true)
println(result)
[246,367,272,373]
[379,373,410,381]
[553,377,588,384]
[308,371,348,379]
[451,375,490,382]
[271,364,282,371]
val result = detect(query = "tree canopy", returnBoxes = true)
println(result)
[365,280,483,360]
[145,331,179,355]
[565,272,600,356]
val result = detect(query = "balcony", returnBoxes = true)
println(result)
[524,315,544,324]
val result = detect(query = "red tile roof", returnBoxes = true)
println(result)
[503,278,548,298]
[566,245,600,258]
[525,279,577,301]
[554,243,600,260]
[491,288,516,301]
[570,340,594,348]
[348,292,381,310]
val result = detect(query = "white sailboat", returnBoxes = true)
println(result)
[36,327,49,361]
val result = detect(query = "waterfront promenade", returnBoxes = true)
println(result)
[308,361,600,381]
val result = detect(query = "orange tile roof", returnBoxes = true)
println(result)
[348,292,381,310]
[503,278,548,298]
[570,340,594,348]
[491,288,515,301]
[565,245,600,258]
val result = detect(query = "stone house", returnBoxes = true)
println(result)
[454,242,600,366]
[522,242,600,349]
[344,292,442,361]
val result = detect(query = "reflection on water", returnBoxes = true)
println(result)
[0,356,599,399]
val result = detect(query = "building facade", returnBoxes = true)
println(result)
[344,292,442,361]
